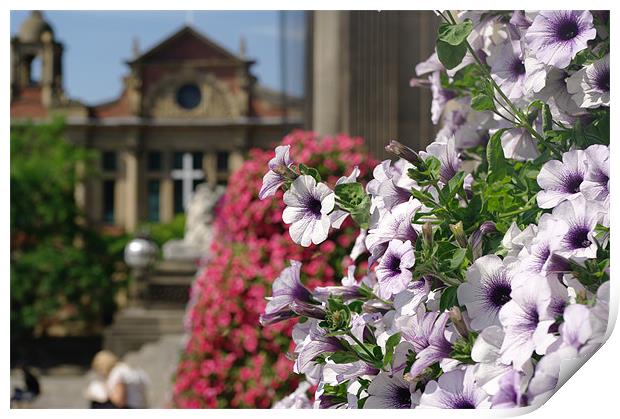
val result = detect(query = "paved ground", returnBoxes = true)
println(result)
[10,334,184,409]
[10,366,92,409]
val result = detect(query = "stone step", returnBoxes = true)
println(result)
[153,260,197,275]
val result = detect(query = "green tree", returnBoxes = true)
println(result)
[10,118,128,338]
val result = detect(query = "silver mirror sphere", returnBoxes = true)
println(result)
[124,237,159,269]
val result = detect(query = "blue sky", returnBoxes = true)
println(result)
[11,11,306,105]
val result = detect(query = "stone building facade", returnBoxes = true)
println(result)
[11,11,302,233]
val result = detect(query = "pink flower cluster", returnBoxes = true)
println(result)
[171,130,377,408]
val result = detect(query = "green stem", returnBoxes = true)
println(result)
[347,332,378,362]
[444,11,547,146]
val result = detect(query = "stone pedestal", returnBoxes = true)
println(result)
[103,259,196,357]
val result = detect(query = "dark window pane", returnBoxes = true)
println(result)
[147,180,160,222]
[173,152,184,170]
[173,179,184,214]
[192,152,203,170]
[192,179,202,191]
[102,151,117,172]
[103,180,115,223]
[148,151,162,172]
[217,151,229,172]
[176,84,202,110]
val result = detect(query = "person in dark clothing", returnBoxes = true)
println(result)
[11,366,41,407]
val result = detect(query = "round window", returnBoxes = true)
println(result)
[176,84,202,110]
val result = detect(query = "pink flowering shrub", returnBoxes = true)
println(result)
[172,131,377,408]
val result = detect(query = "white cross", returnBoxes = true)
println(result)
[171,152,204,210]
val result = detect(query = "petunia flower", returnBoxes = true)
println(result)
[516,214,564,275]
[524,10,596,69]
[567,54,610,108]
[365,371,420,409]
[282,175,335,247]
[408,311,454,379]
[259,145,294,199]
[501,222,537,258]
[491,369,529,408]
[419,367,491,408]
[488,40,544,100]
[330,166,360,228]
[536,149,587,209]
[429,71,456,124]
[294,326,345,377]
[260,260,312,325]
[551,195,606,259]
[375,239,415,299]
[273,381,312,409]
[536,68,581,125]
[498,274,559,369]
[458,255,515,331]
[420,136,462,184]
[580,144,610,204]
[499,127,540,161]
[365,199,422,266]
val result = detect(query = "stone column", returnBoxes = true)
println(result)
[41,32,55,107]
[229,150,244,173]
[122,149,139,232]
[203,153,217,188]
[160,151,174,223]
[312,11,349,135]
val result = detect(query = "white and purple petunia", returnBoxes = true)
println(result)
[567,54,610,108]
[260,260,312,325]
[259,145,294,200]
[407,311,454,379]
[536,149,587,209]
[458,255,515,331]
[375,239,415,299]
[490,369,529,408]
[499,127,540,161]
[420,136,462,184]
[282,175,335,247]
[498,274,560,369]
[516,214,564,275]
[419,367,491,409]
[524,10,596,69]
[330,166,360,229]
[488,40,544,100]
[551,194,606,259]
[365,371,420,409]
[365,199,422,266]
[581,144,610,204]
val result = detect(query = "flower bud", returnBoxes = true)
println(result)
[449,221,468,248]
[469,230,483,261]
[448,306,469,338]
[290,300,327,320]
[385,140,424,167]
[272,164,298,179]
[422,222,434,248]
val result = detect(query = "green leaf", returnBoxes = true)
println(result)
[439,285,459,311]
[449,248,467,270]
[335,182,365,210]
[329,351,360,364]
[438,20,473,46]
[436,39,467,70]
[349,194,371,229]
[383,332,402,368]
[298,163,321,182]
[471,93,495,112]
[486,129,509,182]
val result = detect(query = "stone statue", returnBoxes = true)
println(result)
[163,183,225,261]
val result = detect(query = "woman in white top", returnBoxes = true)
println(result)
[90,350,148,408]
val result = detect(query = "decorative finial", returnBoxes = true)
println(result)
[132,37,140,59]
[239,36,247,58]
[185,10,194,26]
